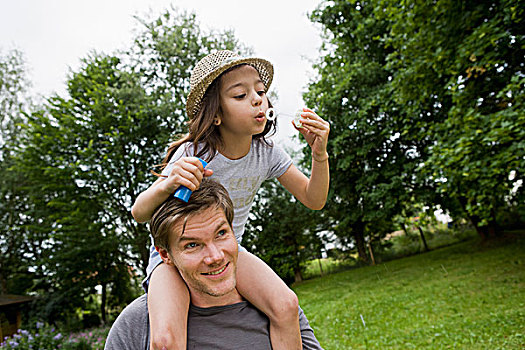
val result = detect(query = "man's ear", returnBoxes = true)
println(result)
[156,246,174,266]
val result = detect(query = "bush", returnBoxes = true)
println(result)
[67,327,109,349]
[1,322,63,349]
[377,228,478,262]
[82,312,101,329]
[61,338,92,350]
[0,322,108,350]
[303,257,357,280]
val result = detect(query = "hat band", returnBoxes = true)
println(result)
[221,56,242,66]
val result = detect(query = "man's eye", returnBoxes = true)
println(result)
[217,229,227,237]
[184,242,198,249]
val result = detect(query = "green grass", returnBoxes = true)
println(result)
[294,232,525,349]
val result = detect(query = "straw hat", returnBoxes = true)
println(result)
[186,50,274,119]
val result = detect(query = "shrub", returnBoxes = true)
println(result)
[1,322,62,349]
[0,322,108,350]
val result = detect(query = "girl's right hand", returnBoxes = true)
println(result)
[159,157,213,194]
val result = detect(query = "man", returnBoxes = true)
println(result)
[105,179,322,349]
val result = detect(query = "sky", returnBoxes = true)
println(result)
[0,0,325,145]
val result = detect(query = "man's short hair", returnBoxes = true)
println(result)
[150,179,234,252]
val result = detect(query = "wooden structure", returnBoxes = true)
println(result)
[0,294,33,340]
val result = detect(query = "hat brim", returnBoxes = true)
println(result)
[186,57,274,119]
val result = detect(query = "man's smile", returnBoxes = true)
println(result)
[202,262,229,276]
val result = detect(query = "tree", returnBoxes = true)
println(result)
[0,48,36,295]
[307,0,524,256]
[15,55,147,322]
[305,1,424,263]
[380,0,525,237]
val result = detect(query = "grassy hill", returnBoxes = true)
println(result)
[295,232,524,349]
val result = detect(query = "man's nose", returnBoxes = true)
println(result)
[203,243,225,265]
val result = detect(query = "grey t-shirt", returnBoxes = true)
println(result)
[161,139,293,242]
[104,294,323,350]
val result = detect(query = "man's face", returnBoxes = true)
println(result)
[159,207,238,301]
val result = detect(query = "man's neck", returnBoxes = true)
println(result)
[190,289,243,308]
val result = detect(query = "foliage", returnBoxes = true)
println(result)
[1,322,64,350]
[378,228,478,263]
[244,179,327,284]
[15,55,145,323]
[0,323,108,350]
[0,49,36,295]
[65,326,109,350]
[305,0,423,263]
[295,233,525,349]
[307,0,524,246]
[379,0,525,234]
[302,257,356,280]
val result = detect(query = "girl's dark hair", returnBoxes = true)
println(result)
[159,64,276,169]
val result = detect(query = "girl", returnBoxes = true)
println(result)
[132,50,330,350]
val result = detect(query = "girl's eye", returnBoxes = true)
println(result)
[257,90,266,96]
[234,94,246,99]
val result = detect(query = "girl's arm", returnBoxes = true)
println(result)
[277,108,330,210]
[236,251,302,349]
[131,157,213,222]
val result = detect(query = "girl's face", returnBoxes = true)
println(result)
[217,65,269,140]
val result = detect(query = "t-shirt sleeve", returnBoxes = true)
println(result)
[267,142,293,179]
[105,295,149,350]
[299,306,324,350]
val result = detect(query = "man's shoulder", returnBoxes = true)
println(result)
[105,295,148,350]
[114,294,148,324]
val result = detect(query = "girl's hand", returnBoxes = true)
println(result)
[293,108,330,162]
[159,157,213,194]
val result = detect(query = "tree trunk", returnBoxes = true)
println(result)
[317,258,324,276]
[417,226,430,251]
[458,196,500,240]
[100,282,107,325]
[294,268,303,284]
[400,222,409,236]
[353,219,369,264]
[367,242,376,265]
[468,214,500,240]
[0,270,6,294]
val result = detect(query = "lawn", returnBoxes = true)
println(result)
[294,232,525,349]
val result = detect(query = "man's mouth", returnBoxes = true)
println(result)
[202,262,229,276]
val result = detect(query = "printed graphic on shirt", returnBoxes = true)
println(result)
[226,175,263,208]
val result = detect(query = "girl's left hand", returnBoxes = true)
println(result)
[293,108,330,161]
